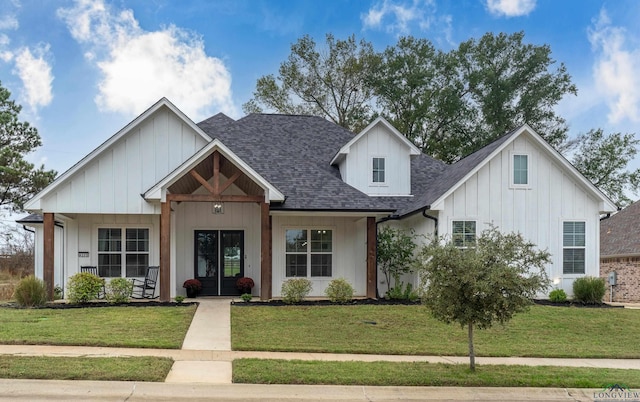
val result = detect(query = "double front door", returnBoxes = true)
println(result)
[194,230,244,296]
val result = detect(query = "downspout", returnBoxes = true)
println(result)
[375,214,401,299]
[599,213,611,221]
[22,225,35,234]
[422,207,438,237]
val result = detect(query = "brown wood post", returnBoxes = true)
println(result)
[260,202,272,300]
[366,217,377,299]
[160,201,171,301]
[43,213,55,301]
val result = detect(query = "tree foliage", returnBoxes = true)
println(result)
[377,226,418,297]
[243,34,378,132]
[0,83,56,211]
[569,129,640,207]
[418,226,550,371]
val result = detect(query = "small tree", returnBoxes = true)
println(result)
[417,226,550,371]
[377,226,417,298]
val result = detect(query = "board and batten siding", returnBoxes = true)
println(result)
[437,134,601,295]
[271,215,368,297]
[39,107,209,214]
[339,124,412,196]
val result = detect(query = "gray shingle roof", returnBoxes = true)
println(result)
[601,202,640,257]
[197,113,516,214]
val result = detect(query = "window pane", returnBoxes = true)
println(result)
[563,222,585,247]
[373,157,385,183]
[286,230,307,252]
[126,228,149,252]
[126,254,148,277]
[286,254,307,277]
[98,228,121,252]
[98,253,121,277]
[513,155,528,185]
[311,254,332,277]
[563,249,585,274]
[310,230,332,252]
[452,221,476,248]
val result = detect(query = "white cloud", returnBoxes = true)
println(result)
[0,15,19,30]
[12,45,54,110]
[588,9,640,123]
[486,0,536,17]
[361,0,452,41]
[57,0,236,120]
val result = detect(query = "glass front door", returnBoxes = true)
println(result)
[194,230,244,296]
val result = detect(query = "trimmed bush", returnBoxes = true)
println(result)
[549,288,567,303]
[281,278,312,304]
[13,275,47,307]
[240,293,253,302]
[175,295,185,303]
[67,272,105,303]
[573,276,606,304]
[325,278,354,303]
[105,278,133,304]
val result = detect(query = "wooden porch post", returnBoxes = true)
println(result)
[43,213,55,301]
[260,202,272,300]
[160,201,171,301]
[366,217,377,299]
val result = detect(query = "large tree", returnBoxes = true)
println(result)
[418,226,550,371]
[243,34,379,132]
[369,32,577,163]
[570,129,640,207]
[0,83,56,211]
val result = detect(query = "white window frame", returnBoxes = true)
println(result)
[510,152,531,189]
[371,156,387,186]
[95,225,152,278]
[284,228,333,278]
[562,221,586,275]
[451,220,477,249]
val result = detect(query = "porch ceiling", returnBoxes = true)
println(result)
[168,152,265,196]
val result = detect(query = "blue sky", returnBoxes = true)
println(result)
[1,0,640,177]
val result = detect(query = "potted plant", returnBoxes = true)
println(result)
[236,277,255,294]
[183,279,202,298]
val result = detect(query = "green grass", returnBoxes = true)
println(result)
[233,359,640,388]
[0,305,196,348]
[232,304,640,358]
[0,355,172,381]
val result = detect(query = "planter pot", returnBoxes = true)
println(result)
[186,288,198,298]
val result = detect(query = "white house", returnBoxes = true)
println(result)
[20,98,617,300]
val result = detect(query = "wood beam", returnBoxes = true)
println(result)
[160,201,171,301]
[260,202,272,300]
[43,213,55,301]
[213,151,220,195]
[189,169,215,194]
[366,217,377,299]
[218,171,241,194]
[167,193,264,203]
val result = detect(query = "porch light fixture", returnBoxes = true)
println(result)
[213,203,224,214]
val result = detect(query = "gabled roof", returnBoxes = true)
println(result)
[330,117,421,165]
[601,202,640,257]
[397,124,617,216]
[24,98,211,211]
[143,138,285,203]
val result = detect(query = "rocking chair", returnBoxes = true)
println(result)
[131,266,160,299]
[80,266,105,299]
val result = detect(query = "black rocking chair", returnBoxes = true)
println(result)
[131,266,160,299]
[80,266,105,299]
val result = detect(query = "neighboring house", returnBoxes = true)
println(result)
[21,98,617,300]
[600,202,640,302]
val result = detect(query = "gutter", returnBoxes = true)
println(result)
[422,206,438,237]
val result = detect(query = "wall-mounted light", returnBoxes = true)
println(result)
[213,203,224,214]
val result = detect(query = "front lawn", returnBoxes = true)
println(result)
[0,305,196,348]
[233,359,640,388]
[0,356,172,381]
[231,304,640,358]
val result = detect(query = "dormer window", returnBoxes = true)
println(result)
[372,157,385,184]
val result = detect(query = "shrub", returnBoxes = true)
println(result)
[13,275,47,307]
[549,288,567,303]
[105,278,133,304]
[281,278,312,304]
[175,295,185,304]
[386,282,419,301]
[240,293,252,302]
[325,278,354,303]
[573,276,606,304]
[67,272,105,303]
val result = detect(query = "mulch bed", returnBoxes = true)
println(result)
[0,301,198,309]
[533,299,622,308]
